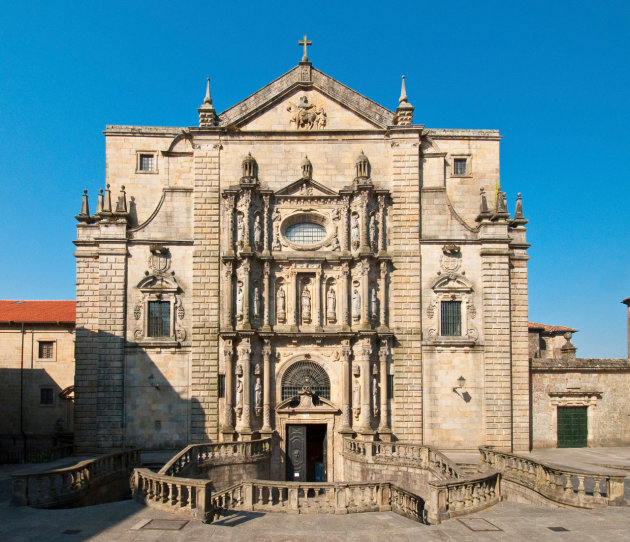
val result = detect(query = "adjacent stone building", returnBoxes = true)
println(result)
[0,300,75,461]
[73,53,533,480]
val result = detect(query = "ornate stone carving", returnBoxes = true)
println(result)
[253,214,262,251]
[254,377,262,416]
[352,379,361,420]
[371,287,378,321]
[327,287,336,323]
[369,212,378,251]
[440,245,462,273]
[350,213,360,251]
[372,376,379,416]
[352,286,361,321]
[236,282,244,321]
[287,95,327,130]
[148,245,171,275]
[276,286,286,323]
[133,303,142,320]
[253,286,261,319]
[301,281,312,324]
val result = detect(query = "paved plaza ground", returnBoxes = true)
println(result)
[1,448,629,542]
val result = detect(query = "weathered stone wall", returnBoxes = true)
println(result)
[343,456,432,496]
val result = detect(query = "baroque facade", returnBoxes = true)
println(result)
[73,55,532,480]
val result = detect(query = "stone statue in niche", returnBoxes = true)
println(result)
[236,282,244,321]
[272,209,281,250]
[235,377,243,416]
[372,377,379,416]
[369,213,378,251]
[253,214,262,251]
[351,214,360,251]
[236,213,245,249]
[352,288,361,321]
[301,285,311,323]
[352,379,361,419]
[371,288,378,321]
[276,287,286,323]
[254,377,262,414]
[253,287,260,318]
[327,287,336,323]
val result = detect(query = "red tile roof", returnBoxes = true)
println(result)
[528,322,577,333]
[0,300,76,323]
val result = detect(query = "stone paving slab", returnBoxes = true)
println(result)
[1,498,630,542]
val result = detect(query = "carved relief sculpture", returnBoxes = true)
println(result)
[253,286,260,319]
[276,286,286,323]
[369,213,378,251]
[327,287,336,323]
[352,287,361,321]
[254,377,262,416]
[236,282,244,321]
[301,284,312,323]
[235,377,243,419]
[236,212,245,249]
[372,376,379,416]
[253,214,262,251]
[272,208,282,250]
[287,95,327,130]
[371,287,378,321]
[353,379,361,420]
[351,213,360,251]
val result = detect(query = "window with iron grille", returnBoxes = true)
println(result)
[148,301,170,337]
[453,158,467,175]
[139,153,155,171]
[281,361,330,400]
[441,300,462,336]
[285,222,326,245]
[38,341,54,359]
[40,387,54,405]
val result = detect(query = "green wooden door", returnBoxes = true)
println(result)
[557,406,587,448]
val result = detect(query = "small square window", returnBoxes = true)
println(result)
[139,153,156,172]
[40,387,54,406]
[147,301,170,338]
[38,341,55,360]
[453,158,467,176]
[441,300,462,336]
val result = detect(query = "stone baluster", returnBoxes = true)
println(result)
[263,261,271,330]
[239,338,252,436]
[223,340,235,433]
[377,338,391,439]
[261,341,273,435]
[341,342,352,431]
[263,194,270,253]
[378,194,385,252]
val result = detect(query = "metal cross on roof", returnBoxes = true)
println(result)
[298,34,312,62]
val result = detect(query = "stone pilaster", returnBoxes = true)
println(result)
[378,338,392,440]
[340,340,353,432]
[261,340,273,435]
[239,337,253,437]
[191,145,221,442]
[222,339,235,437]
[358,339,375,438]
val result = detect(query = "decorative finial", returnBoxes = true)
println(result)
[240,152,259,184]
[399,75,408,104]
[491,185,510,220]
[75,189,91,223]
[204,77,212,105]
[298,34,312,62]
[115,185,128,214]
[510,192,528,227]
[476,187,492,222]
[301,155,313,179]
[355,151,371,182]
[101,184,112,215]
[95,188,104,215]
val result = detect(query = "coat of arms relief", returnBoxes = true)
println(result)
[287,95,327,130]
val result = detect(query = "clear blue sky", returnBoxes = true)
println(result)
[1,1,628,357]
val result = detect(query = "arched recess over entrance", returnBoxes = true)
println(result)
[281,361,330,401]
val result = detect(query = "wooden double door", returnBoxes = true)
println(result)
[286,424,327,482]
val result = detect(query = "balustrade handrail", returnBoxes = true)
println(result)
[343,437,461,479]
[11,448,142,507]
[479,446,626,507]
[159,438,271,476]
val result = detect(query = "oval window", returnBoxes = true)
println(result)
[285,222,326,245]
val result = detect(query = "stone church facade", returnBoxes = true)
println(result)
[74,56,530,479]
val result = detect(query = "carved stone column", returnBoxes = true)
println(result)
[240,260,251,330]
[378,194,385,252]
[360,192,369,252]
[340,341,353,433]
[379,260,387,330]
[262,261,271,331]
[288,268,297,330]
[242,191,252,252]
[358,339,374,438]
[361,259,370,329]
[224,194,236,255]
[223,260,234,330]
[261,340,273,436]
[314,267,322,330]
[342,195,350,252]
[378,338,392,441]
[263,195,270,253]
[239,338,253,438]
[341,262,350,331]
[222,339,235,438]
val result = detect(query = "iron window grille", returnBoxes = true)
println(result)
[148,301,171,337]
[441,300,462,336]
[453,158,467,175]
[281,361,330,400]
[285,222,326,245]
[139,154,155,171]
[38,341,54,359]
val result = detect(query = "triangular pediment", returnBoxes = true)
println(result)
[218,65,394,130]
[275,178,338,197]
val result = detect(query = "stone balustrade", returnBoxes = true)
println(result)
[209,480,426,523]
[479,447,626,508]
[159,438,271,477]
[11,449,141,508]
[426,471,501,524]
[343,438,461,479]
[132,468,214,521]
